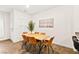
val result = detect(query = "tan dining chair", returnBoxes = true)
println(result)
[40,37,54,54]
[44,37,54,46]
[29,37,37,45]
[21,35,30,51]
[28,37,43,54]
[28,37,38,53]
[36,39,42,53]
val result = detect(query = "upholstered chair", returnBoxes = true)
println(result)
[72,36,79,53]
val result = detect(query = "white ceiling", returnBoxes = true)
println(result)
[0,5,58,14]
[25,5,58,14]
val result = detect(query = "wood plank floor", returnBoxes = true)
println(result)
[0,39,77,54]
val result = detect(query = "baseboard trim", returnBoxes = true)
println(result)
[54,43,74,50]
[0,39,13,42]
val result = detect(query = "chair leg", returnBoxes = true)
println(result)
[40,45,48,54]
[35,44,40,54]
[29,45,36,54]
[26,44,32,52]
[19,42,27,54]
[50,45,54,53]
[48,46,50,54]
[21,42,26,49]
[47,46,53,54]
[40,45,45,54]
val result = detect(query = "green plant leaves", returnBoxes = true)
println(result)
[27,20,35,33]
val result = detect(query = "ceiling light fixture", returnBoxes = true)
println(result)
[26,5,30,8]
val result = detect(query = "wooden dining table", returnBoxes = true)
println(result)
[23,33,50,40]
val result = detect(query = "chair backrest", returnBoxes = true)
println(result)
[72,36,78,41]
[40,32,46,35]
[36,39,41,43]
[29,37,37,45]
[35,32,46,35]
[22,32,28,34]
[50,37,54,42]
[22,35,29,42]
[42,37,54,46]
[35,32,40,34]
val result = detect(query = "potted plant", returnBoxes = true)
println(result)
[27,20,35,33]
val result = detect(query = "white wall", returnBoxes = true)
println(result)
[0,12,10,40]
[10,9,31,42]
[32,6,74,48]
[0,12,4,39]
[4,12,10,39]
[73,6,79,32]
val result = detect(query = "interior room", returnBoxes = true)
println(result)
[0,5,79,54]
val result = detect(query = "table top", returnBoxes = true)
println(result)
[23,33,50,40]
